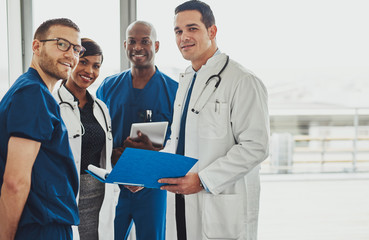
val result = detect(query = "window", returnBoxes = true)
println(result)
[137,0,188,80]
[137,0,369,109]
[32,0,121,93]
[0,0,9,99]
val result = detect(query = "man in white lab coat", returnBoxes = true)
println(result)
[158,1,270,240]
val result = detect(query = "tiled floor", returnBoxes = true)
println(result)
[258,173,369,240]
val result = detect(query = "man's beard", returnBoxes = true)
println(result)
[39,51,70,81]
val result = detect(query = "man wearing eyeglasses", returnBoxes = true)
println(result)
[0,18,83,240]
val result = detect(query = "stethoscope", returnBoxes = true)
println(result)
[191,55,229,114]
[57,87,113,140]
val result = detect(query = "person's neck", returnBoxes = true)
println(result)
[30,61,58,92]
[131,64,156,89]
[191,45,218,72]
[65,80,88,108]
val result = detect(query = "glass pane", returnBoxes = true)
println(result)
[0,0,9,99]
[32,0,121,93]
[137,0,188,81]
[137,0,369,109]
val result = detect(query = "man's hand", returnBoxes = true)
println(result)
[114,131,163,193]
[124,185,144,193]
[123,131,162,151]
[111,147,124,165]
[158,172,204,195]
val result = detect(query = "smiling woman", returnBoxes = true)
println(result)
[63,38,102,105]
[53,38,116,240]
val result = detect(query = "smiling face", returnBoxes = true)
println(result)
[37,25,80,81]
[124,22,159,69]
[174,10,217,71]
[68,54,102,91]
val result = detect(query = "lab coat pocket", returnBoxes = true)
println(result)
[203,193,243,239]
[198,101,229,139]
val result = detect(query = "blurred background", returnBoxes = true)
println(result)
[1,0,368,239]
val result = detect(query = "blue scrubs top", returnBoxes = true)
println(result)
[96,67,178,147]
[0,68,79,227]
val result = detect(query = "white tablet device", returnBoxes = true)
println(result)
[129,121,168,146]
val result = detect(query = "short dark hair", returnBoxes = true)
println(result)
[175,0,215,28]
[81,38,104,63]
[33,18,80,40]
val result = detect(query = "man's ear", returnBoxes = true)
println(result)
[124,40,127,50]
[208,25,217,40]
[155,41,160,53]
[32,39,41,56]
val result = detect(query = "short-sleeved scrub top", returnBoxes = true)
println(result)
[96,67,178,240]
[0,68,79,228]
[96,67,178,148]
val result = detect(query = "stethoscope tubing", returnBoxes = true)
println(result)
[205,55,229,87]
[57,87,112,140]
[191,55,229,114]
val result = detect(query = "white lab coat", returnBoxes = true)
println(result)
[53,85,119,240]
[163,53,270,240]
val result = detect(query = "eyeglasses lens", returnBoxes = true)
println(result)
[57,39,84,57]
[56,39,70,52]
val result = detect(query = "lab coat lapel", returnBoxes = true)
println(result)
[177,69,195,111]
[188,54,228,112]
[58,84,77,103]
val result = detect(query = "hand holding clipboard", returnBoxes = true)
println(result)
[86,148,198,189]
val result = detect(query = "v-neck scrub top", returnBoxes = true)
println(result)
[96,67,178,148]
[0,68,79,228]
[96,67,178,240]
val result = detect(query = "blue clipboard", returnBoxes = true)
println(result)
[86,148,198,188]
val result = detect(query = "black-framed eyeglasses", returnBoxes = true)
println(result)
[39,38,86,57]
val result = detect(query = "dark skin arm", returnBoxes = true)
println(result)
[123,131,163,151]
[111,147,124,166]
[111,131,161,165]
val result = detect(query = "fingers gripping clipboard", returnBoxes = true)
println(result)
[129,121,168,146]
[86,148,198,189]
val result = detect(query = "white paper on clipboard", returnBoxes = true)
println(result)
[130,121,168,145]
